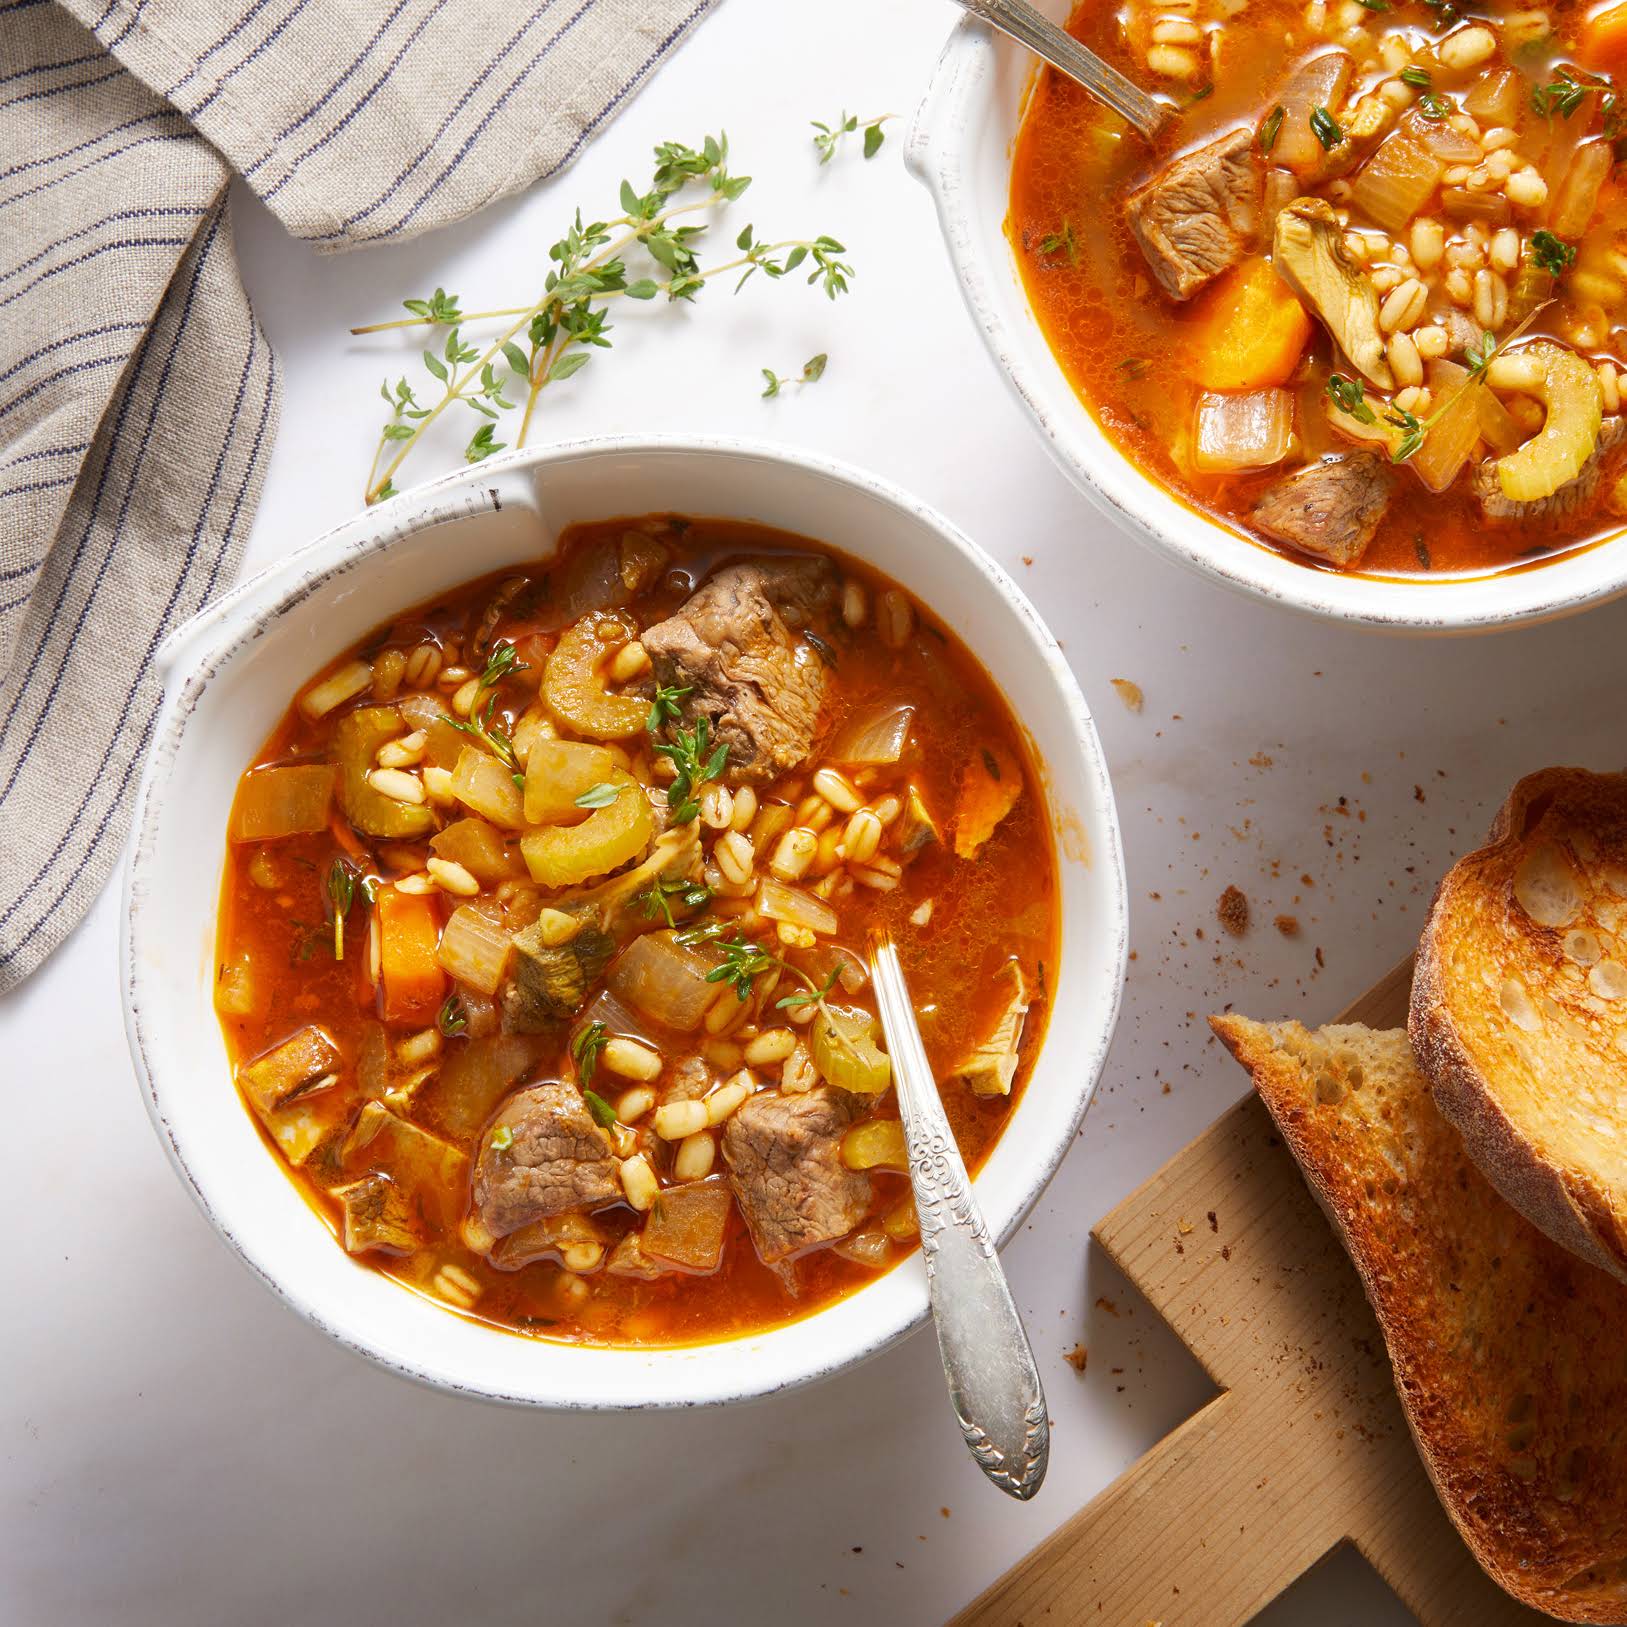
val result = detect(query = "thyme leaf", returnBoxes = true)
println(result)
[353,134,855,504]
[811,111,894,163]
[572,1020,609,1086]
[762,353,828,397]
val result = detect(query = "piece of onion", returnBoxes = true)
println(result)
[1477,387,1524,455]
[827,704,915,765]
[230,763,335,841]
[1273,50,1353,178]
[1349,133,1444,235]
[523,738,618,825]
[1403,107,1480,163]
[436,902,512,994]
[1550,138,1612,240]
[527,541,631,632]
[756,877,839,936]
[429,1034,543,1137]
[642,1178,733,1272]
[430,817,525,884]
[1440,187,1512,226]
[609,931,719,1031]
[1408,360,1481,494]
[1463,67,1523,127]
[451,745,526,830]
[1193,388,1294,473]
[832,1231,891,1267]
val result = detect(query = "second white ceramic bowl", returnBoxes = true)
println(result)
[122,436,1128,1409]
[908,9,1627,632]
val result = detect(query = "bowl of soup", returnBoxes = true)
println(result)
[121,436,1127,1408]
[911,0,1627,629]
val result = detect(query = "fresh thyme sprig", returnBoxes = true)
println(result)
[437,992,468,1037]
[325,858,367,960]
[811,111,894,163]
[762,353,827,397]
[706,932,780,1001]
[1531,229,1577,276]
[636,874,712,928]
[647,681,692,733]
[584,1089,619,1129]
[479,639,527,691]
[777,965,841,1011]
[652,715,729,824]
[671,920,867,1061]
[354,134,854,503]
[573,1020,609,1085]
[1035,220,1078,266]
[448,694,517,769]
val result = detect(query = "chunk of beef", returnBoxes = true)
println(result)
[1126,128,1262,302]
[473,1081,619,1238]
[331,1173,418,1257]
[665,1055,713,1101]
[722,1086,872,1264]
[501,918,614,1033]
[640,559,837,785]
[1250,453,1393,567]
[1473,416,1627,522]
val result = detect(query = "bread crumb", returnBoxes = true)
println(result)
[1095,1296,1120,1316]
[1274,914,1300,937]
[1110,677,1143,713]
[1218,885,1249,936]
[1064,1343,1088,1374]
[1249,752,1273,768]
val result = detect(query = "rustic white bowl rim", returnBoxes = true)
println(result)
[120,433,1128,1410]
[907,11,1627,634]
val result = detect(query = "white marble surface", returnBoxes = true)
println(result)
[8,2,1627,1622]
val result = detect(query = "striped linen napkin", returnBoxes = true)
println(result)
[0,0,715,991]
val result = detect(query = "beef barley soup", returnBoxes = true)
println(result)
[1011,0,1627,577]
[214,517,1058,1347]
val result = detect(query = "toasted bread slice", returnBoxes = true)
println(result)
[1411,767,1627,1283]
[1212,1014,1627,1623]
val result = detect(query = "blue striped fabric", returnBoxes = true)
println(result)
[0,0,716,988]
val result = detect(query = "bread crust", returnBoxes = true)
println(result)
[1410,766,1627,1285]
[1212,1013,1627,1624]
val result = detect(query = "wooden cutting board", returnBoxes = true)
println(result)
[954,958,1552,1627]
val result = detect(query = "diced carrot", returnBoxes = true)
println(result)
[1189,257,1314,391]
[377,886,446,1025]
[954,743,1023,861]
[1580,1,1627,78]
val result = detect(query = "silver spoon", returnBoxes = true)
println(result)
[868,928,1049,1500]
[950,0,1171,142]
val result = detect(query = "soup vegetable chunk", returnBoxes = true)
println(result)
[1012,0,1627,576]
[214,517,1057,1345]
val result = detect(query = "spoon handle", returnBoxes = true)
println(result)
[870,934,1049,1501]
[953,0,1170,141]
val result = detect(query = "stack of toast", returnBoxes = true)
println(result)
[1215,767,1627,1624]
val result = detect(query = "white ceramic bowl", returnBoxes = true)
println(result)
[121,436,1128,1409]
[908,11,1627,632]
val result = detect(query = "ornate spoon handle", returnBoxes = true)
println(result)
[951,0,1170,142]
[870,931,1049,1501]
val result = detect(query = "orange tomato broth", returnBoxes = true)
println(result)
[215,516,1059,1347]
